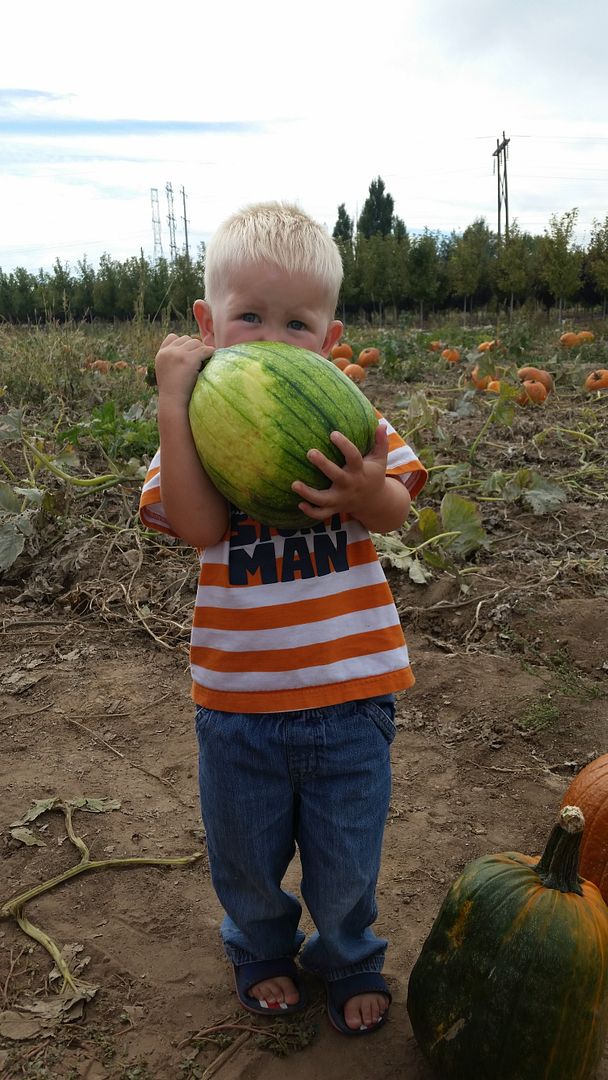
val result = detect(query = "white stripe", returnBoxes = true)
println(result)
[142,472,161,495]
[387,445,421,468]
[191,602,400,650]
[196,559,389,609]
[191,645,410,691]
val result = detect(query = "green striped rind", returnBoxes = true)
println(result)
[188,342,378,527]
[406,851,608,1080]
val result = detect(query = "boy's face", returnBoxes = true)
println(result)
[193,262,343,357]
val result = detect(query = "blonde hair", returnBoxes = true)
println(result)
[204,201,343,313]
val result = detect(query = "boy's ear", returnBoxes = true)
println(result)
[320,320,344,358]
[193,299,215,345]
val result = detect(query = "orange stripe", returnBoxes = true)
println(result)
[199,535,377,588]
[192,668,415,712]
[191,625,403,673]
[139,486,161,508]
[193,581,395,630]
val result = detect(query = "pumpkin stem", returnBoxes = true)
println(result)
[533,805,584,895]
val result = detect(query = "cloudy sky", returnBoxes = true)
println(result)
[2,0,608,274]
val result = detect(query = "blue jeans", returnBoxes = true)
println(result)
[195,695,395,982]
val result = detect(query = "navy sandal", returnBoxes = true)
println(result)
[233,957,306,1016]
[325,972,391,1035]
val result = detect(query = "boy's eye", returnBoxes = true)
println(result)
[288,320,306,331]
[241,312,260,323]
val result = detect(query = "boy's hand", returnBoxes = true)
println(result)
[154,333,214,406]
[292,423,390,521]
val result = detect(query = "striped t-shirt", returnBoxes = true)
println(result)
[139,415,427,713]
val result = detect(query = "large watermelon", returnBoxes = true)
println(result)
[188,341,378,528]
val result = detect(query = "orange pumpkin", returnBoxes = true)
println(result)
[429,341,444,353]
[584,368,608,391]
[486,380,502,393]
[470,365,494,391]
[333,356,351,371]
[560,331,580,347]
[135,365,148,377]
[342,363,366,384]
[358,347,380,367]
[441,348,461,364]
[577,330,595,344]
[517,367,554,393]
[112,360,129,371]
[517,379,548,405]
[561,755,608,903]
[477,341,492,352]
[90,359,112,374]
[331,343,353,361]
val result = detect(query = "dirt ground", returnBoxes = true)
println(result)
[1,373,607,1079]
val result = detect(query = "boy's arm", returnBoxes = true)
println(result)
[155,334,229,548]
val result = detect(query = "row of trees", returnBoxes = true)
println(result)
[2,178,608,324]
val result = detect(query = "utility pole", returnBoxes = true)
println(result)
[181,186,190,259]
[150,188,164,263]
[492,131,510,242]
[166,182,178,263]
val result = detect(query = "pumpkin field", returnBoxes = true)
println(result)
[1,316,607,1079]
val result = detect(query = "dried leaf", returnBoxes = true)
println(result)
[49,944,91,985]
[68,797,121,814]
[10,826,46,847]
[0,1009,53,1040]
[12,798,58,827]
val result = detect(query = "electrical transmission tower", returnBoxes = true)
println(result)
[492,132,510,242]
[166,182,178,263]
[150,188,164,263]
[181,186,190,259]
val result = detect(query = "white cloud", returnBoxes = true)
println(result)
[2,0,608,271]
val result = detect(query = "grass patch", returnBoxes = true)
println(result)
[517,698,561,733]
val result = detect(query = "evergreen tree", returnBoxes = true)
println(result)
[333,204,354,244]
[357,177,394,238]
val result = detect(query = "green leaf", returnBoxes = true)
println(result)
[417,507,441,541]
[421,547,452,570]
[0,409,22,442]
[503,469,568,514]
[13,486,46,505]
[440,491,488,557]
[522,476,568,515]
[450,390,478,418]
[0,522,26,570]
[482,470,509,495]
[54,446,81,471]
[0,482,21,513]
[15,512,35,537]
[371,534,433,582]
[408,557,433,583]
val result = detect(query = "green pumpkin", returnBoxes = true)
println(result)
[407,806,608,1080]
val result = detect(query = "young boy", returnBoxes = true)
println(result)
[139,202,427,1035]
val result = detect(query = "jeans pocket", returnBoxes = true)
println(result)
[364,699,397,745]
[195,705,218,740]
